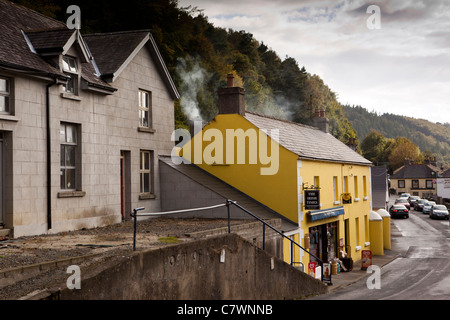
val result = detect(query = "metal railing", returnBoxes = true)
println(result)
[131,199,330,284]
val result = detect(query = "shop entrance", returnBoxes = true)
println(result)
[309,222,337,263]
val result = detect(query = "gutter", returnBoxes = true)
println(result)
[46,79,56,230]
[45,78,64,230]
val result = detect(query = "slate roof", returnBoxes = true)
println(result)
[0,0,179,98]
[391,164,440,179]
[243,112,372,165]
[84,31,180,99]
[0,0,66,77]
[159,155,298,232]
[440,168,450,178]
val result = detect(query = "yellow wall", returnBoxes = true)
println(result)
[180,113,373,266]
[298,160,372,266]
[180,114,299,223]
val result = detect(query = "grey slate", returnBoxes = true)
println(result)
[244,112,372,165]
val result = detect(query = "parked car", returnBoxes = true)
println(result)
[423,201,436,215]
[429,205,449,220]
[389,205,409,219]
[408,196,420,205]
[400,193,410,199]
[414,199,428,211]
[395,198,410,210]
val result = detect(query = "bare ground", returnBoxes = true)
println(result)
[0,217,249,300]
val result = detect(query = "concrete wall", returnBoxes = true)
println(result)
[46,233,328,300]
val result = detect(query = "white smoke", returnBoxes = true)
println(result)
[176,56,210,121]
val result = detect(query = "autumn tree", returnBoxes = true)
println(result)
[388,137,424,171]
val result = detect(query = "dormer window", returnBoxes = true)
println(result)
[62,56,79,95]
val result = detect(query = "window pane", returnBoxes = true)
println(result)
[62,57,70,71]
[66,124,76,143]
[65,145,76,166]
[143,173,150,193]
[63,77,75,93]
[60,145,65,166]
[65,169,76,189]
[141,92,148,108]
[0,78,7,92]
[138,91,142,108]
[60,169,66,189]
[144,152,150,170]
[60,124,66,142]
[0,96,8,113]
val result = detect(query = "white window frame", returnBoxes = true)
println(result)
[139,150,154,195]
[138,90,152,129]
[62,56,79,95]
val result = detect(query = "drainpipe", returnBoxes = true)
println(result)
[46,78,57,230]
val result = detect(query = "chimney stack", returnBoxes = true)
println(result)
[218,73,245,116]
[313,108,329,134]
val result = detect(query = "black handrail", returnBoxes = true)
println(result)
[131,200,330,284]
[226,200,329,284]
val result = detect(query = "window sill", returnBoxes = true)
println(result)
[139,193,156,200]
[138,127,156,134]
[57,190,86,198]
[0,114,19,122]
[61,93,82,101]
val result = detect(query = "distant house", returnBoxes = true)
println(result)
[390,163,440,198]
[0,0,179,237]
[177,74,375,265]
[436,168,450,201]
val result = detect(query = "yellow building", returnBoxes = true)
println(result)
[179,76,374,269]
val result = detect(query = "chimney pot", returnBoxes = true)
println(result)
[313,108,329,134]
[218,74,245,116]
[227,73,234,88]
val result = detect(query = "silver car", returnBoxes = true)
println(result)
[423,201,436,215]
[429,205,449,220]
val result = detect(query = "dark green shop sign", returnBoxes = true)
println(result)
[304,190,320,210]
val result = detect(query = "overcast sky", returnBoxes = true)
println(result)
[178,0,450,124]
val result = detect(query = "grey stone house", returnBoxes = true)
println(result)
[0,0,179,237]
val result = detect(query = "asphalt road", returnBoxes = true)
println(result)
[315,196,450,300]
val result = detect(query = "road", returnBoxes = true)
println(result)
[314,196,450,300]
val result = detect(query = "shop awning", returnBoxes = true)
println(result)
[309,206,345,221]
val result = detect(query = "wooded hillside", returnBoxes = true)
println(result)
[11,0,449,168]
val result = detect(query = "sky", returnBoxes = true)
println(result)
[178,0,450,124]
